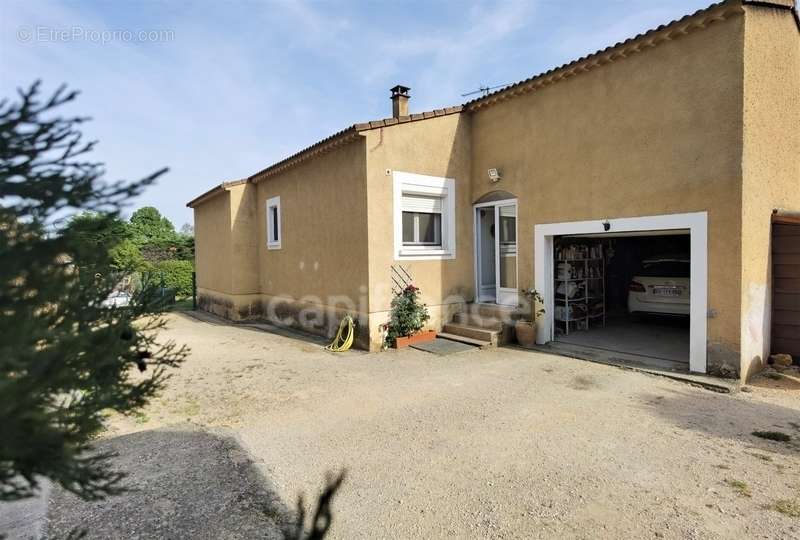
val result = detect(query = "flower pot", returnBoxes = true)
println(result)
[394,330,437,348]
[515,321,537,348]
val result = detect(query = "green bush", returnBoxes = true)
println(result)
[382,284,430,347]
[152,259,194,297]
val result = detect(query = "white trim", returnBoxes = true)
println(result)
[473,198,519,306]
[266,196,281,250]
[534,211,708,374]
[393,171,456,260]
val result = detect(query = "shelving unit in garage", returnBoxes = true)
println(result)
[554,243,606,336]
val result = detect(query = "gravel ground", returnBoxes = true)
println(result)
[64,313,800,538]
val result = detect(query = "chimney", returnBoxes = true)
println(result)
[390,85,410,118]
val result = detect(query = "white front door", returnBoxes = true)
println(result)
[475,200,518,306]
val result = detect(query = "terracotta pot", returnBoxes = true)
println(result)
[515,321,537,348]
[394,330,437,348]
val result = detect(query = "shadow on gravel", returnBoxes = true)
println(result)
[638,390,800,456]
[46,425,321,539]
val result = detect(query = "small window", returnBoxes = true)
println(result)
[266,196,281,249]
[393,172,455,260]
[401,194,443,247]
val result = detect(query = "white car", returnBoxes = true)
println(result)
[101,290,132,308]
[628,256,690,316]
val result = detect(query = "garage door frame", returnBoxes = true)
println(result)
[534,211,708,373]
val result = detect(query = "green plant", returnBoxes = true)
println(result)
[129,206,178,246]
[153,259,194,297]
[382,284,430,347]
[0,82,187,502]
[520,288,545,322]
[766,498,800,518]
[726,479,752,497]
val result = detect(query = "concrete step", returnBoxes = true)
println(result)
[441,322,500,346]
[465,303,527,321]
[453,312,503,331]
[437,332,491,348]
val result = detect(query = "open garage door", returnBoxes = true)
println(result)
[535,212,708,373]
[552,231,690,370]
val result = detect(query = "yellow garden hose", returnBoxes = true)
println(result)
[325,315,354,352]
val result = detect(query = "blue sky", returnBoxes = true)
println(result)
[1,0,711,228]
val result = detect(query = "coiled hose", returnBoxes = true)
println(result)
[325,315,354,352]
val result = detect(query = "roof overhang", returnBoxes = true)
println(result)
[247,106,463,183]
[186,179,247,208]
[465,1,745,112]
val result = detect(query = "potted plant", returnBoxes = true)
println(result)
[516,288,545,348]
[382,284,435,348]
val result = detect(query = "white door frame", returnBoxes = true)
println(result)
[473,199,519,306]
[534,211,708,374]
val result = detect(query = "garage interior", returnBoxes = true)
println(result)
[551,231,691,371]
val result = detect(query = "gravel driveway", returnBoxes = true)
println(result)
[50,313,800,539]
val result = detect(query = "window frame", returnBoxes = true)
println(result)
[266,196,281,250]
[393,171,456,260]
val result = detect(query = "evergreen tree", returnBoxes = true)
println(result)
[129,206,177,246]
[0,82,187,502]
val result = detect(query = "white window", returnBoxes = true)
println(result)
[266,196,281,249]
[393,171,455,260]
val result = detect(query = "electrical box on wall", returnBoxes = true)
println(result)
[488,168,501,182]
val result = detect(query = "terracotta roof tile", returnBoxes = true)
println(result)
[200,0,795,192]
[247,106,464,182]
[464,0,745,110]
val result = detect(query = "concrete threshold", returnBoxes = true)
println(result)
[525,342,739,394]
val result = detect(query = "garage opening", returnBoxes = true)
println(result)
[550,230,691,370]
[533,212,710,373]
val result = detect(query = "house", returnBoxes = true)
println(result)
[187,0,799,381]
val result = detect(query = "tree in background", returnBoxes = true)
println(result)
[180,222,194,236]
[0,82,186,501]
[69,212,148,274]
[129,206,177,246]
[127,206,194,267]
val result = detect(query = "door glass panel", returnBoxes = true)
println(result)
[498,205,517,289]
[479,208,496,288]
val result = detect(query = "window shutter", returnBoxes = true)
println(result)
[402,194,442,213]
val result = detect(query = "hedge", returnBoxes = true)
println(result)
[152,259,194,297]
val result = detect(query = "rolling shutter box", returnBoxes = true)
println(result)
[402,194,443,213]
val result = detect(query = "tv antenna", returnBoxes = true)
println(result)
[461,82,513,98]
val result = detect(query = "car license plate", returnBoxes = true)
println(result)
[653,287,681,297]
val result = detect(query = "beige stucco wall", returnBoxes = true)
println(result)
[254,138,371,345]
[363,114,473,349]
[190,2,797,371]
[467,7,746,374]
[193,182,261,319]
[194,191,233,298]
[740,3,800,381]
[229,183,260,297]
